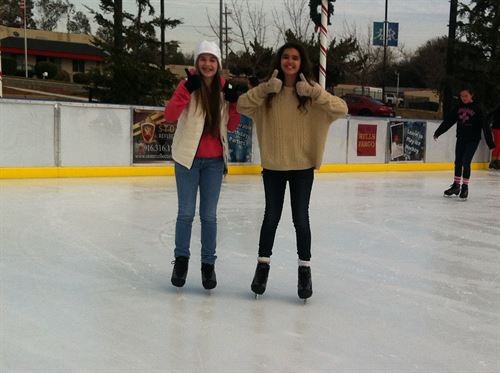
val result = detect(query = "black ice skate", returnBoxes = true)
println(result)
[201,263,217,290]
[251,262,270,296]
[171,256,189,287]
[459,184,468,200]
[297,266,313,301]
[443,183,460,197]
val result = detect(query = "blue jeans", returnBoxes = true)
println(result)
[174,157,224,264]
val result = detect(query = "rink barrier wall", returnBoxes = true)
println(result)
[0,99,492,179]
[0,163,490,179]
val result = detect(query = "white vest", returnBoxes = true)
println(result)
[172,93,230,170]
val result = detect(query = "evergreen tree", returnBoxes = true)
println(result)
[457,0,500,107]
[0,0,36,28]
[86,0,181,105]
[35,0,71,31]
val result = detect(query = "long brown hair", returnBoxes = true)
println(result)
[265,41,314,112]
[194,68,222,137]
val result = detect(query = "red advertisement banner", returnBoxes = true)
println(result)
[357,124,377,156]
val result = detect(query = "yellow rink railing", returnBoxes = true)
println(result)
[0,163,489,179]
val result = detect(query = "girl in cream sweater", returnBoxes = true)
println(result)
[237,42,347,300]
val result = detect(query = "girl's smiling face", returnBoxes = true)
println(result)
[197,53,219,79]
[280,48,301,79]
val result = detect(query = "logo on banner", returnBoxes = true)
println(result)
[141,122,155,144]
[357,124,377,156]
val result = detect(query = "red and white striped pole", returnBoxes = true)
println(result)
[318,0,328,88]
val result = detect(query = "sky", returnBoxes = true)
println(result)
[73,0,451,54]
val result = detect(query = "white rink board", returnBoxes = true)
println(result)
[323,117,348,164]
[0,100,55,167]
[59,104,131,166]
[425,119,490,162]
[0,100,493,169]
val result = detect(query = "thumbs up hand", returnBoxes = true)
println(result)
[184,68,202,93]
[296,73,322,99]
[260,69,282,94]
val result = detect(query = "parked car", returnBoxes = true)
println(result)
[384,93,404,106]
[341,94,395,117]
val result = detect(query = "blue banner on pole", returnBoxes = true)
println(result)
[373,22,384,46]
[387,22,399,47]
[373,22,399,47]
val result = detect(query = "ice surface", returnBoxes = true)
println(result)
[1,171,499,372]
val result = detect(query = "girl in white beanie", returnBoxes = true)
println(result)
[164,40,240,290]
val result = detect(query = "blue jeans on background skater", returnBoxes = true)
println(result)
[174,157,224,265]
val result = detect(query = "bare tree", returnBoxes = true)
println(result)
[206,0,269,54]
[342,22,382,88]
[272,0,312,43]
[341,20,409,86]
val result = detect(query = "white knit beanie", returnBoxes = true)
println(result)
[194,40,222,70]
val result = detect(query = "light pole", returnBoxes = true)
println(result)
[444,0,458,115]
[382,0,388,100]
[160,0,165,70]
[395,70,400,108]
[219,0,223,60]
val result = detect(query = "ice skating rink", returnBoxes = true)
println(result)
[1,171,499,373]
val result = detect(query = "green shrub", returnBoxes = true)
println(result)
[14,69,35,78]
[54,69,70,82]
[72,72,91,84]
[1,57,17,75]
[35,61,58,79]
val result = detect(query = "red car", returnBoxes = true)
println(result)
[341,94,395,117]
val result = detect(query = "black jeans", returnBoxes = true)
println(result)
[454,138,480,179]
[258,168,314,261]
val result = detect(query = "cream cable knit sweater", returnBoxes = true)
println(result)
[237,84,348,170]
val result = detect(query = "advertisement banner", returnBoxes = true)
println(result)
[373,21,399,47]
[389,122,404,161]
[132,109,175,163]
[357,124,377,156]
[389,120,426,162]
[228,114,253,162]
[404,120,426,161]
